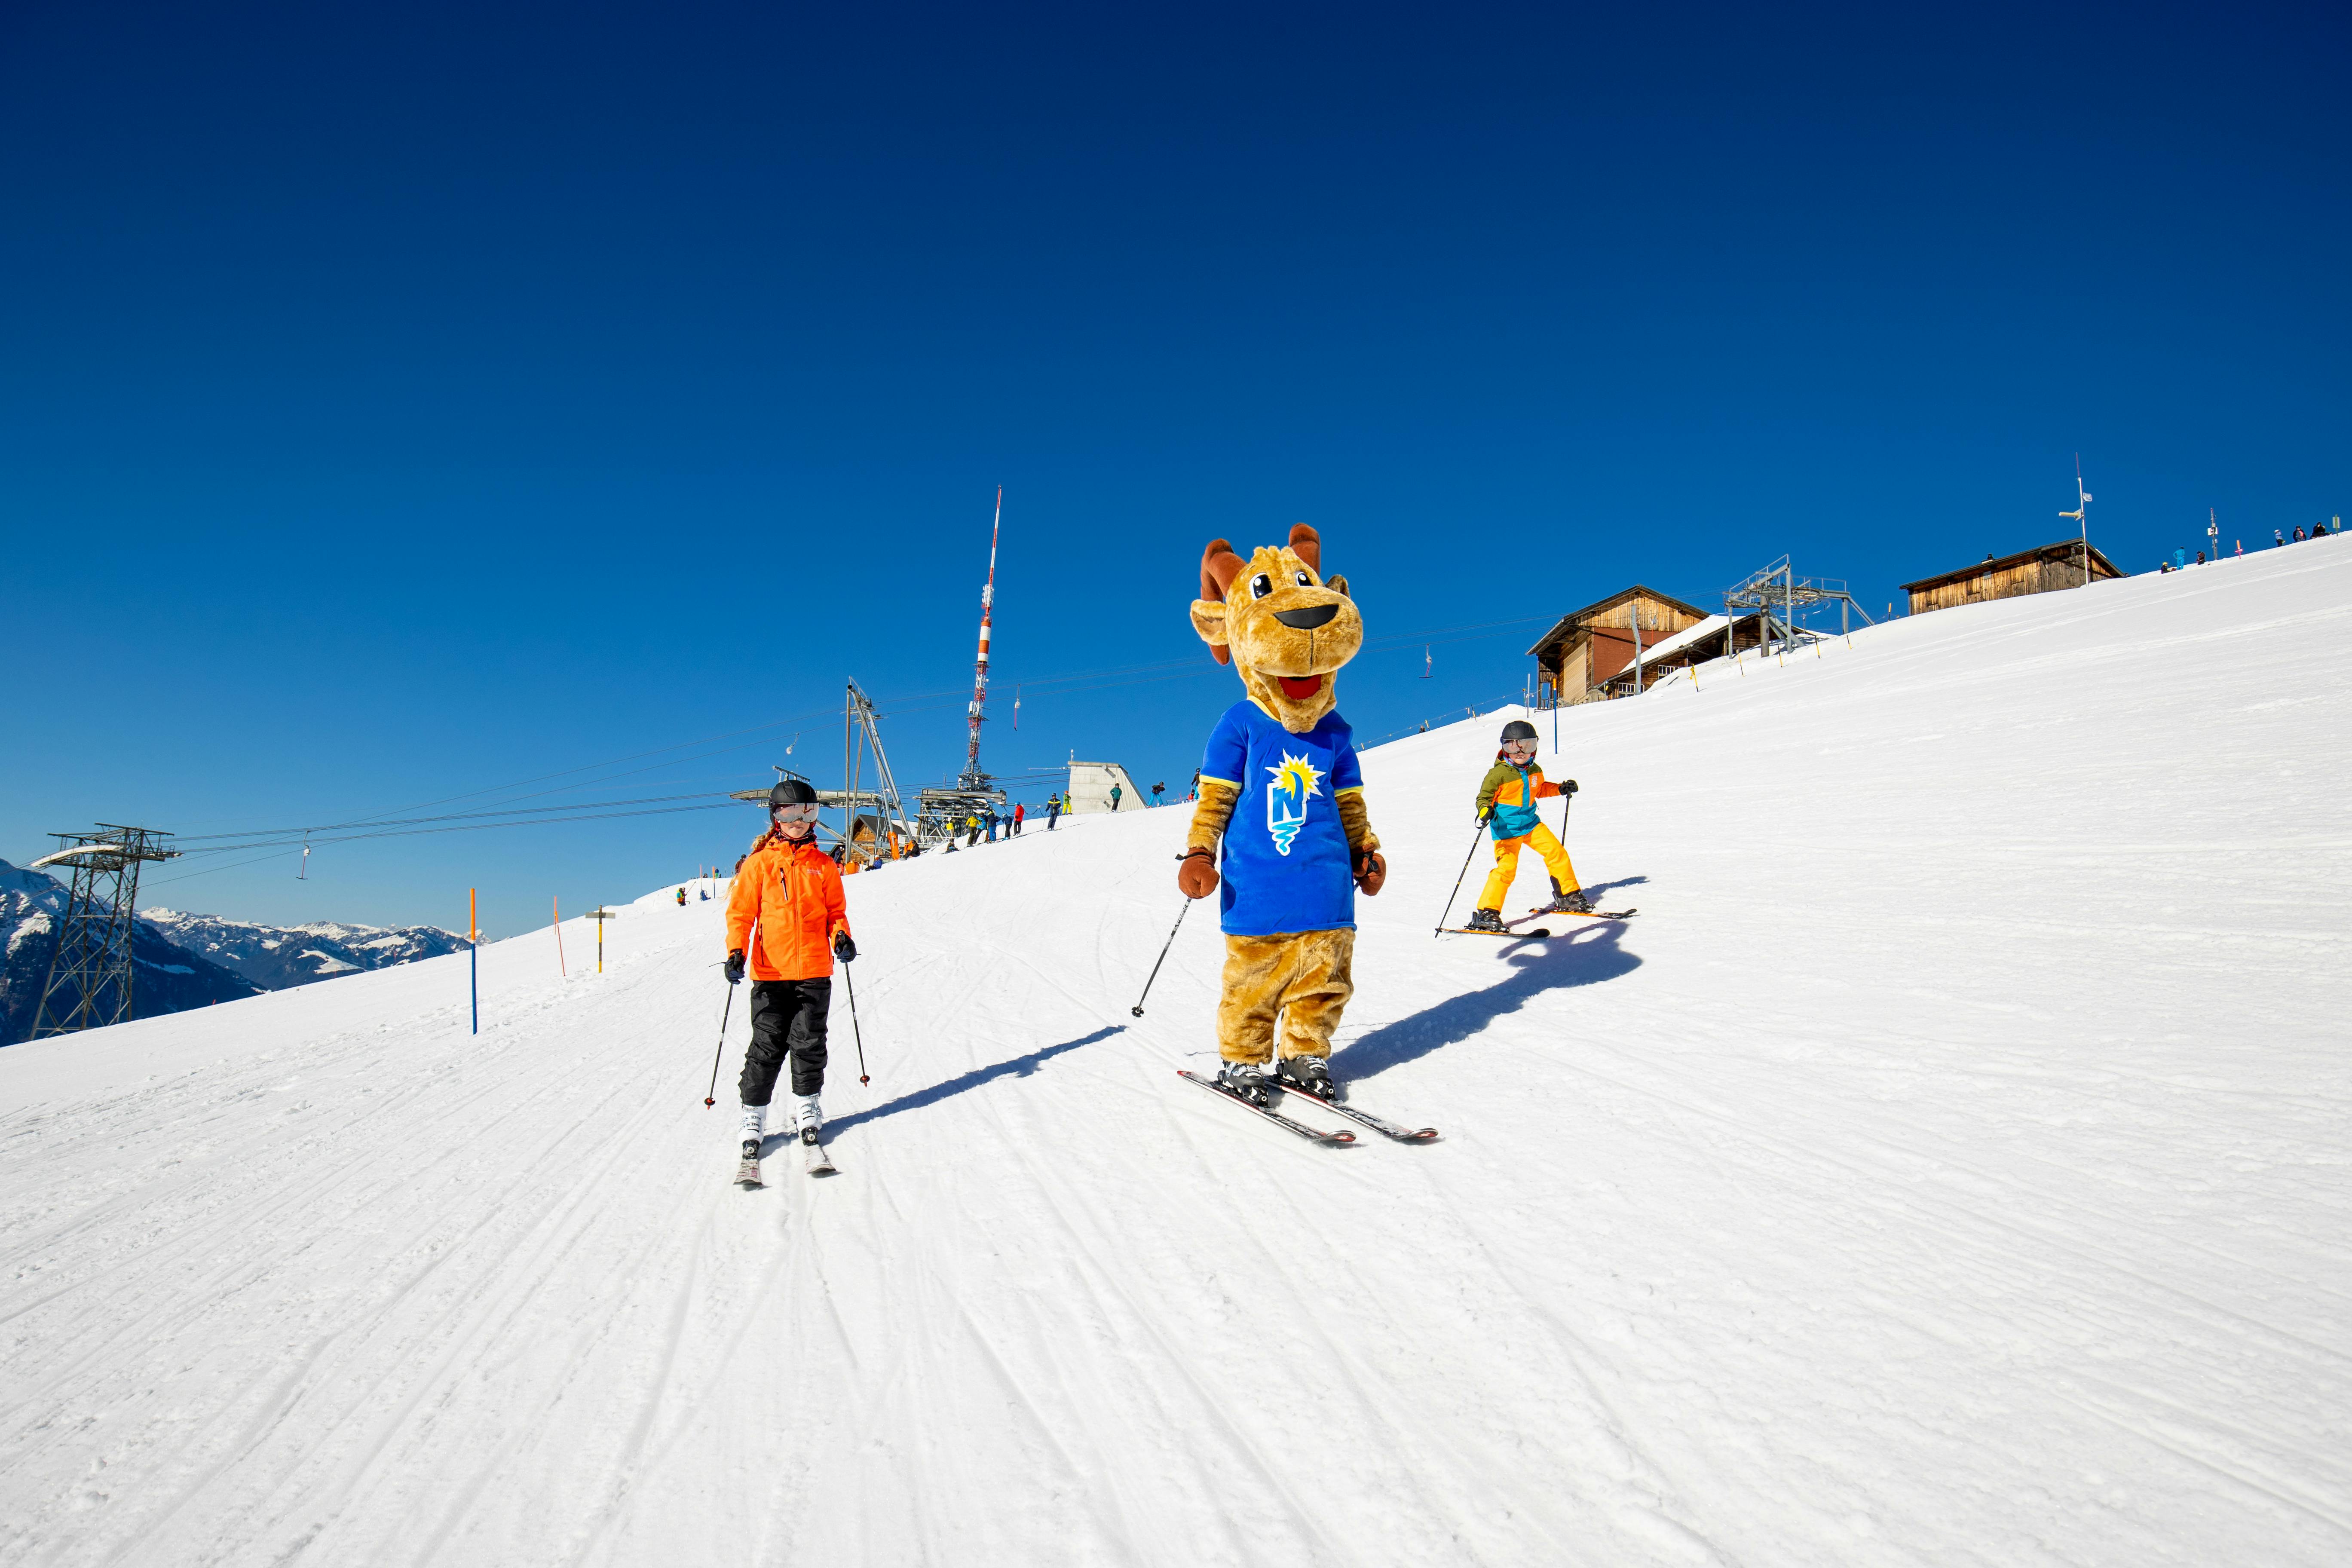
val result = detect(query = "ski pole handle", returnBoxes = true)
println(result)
[1130,898,1191,1017]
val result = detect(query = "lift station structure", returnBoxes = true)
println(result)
[27,824,180,1038]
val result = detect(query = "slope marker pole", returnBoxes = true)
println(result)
[469,888,479,1035]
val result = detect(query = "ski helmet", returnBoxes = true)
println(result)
[769,778,819,809]
[1498,720,1539,745]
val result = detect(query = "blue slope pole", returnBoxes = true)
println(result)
[469,887,478,1035]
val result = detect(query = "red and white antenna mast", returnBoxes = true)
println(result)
[962,486,1002,788]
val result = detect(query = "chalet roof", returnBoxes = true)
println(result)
[1627,610,1768,671]
[1526,584,1710,659]
[1899,539,2122,595]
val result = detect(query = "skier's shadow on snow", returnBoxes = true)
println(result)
[1577,873,1648,900]
[821,1024,1126,1140]
[1329,922,1640,1084]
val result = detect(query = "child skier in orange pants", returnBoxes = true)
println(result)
[1466,719,1584,931]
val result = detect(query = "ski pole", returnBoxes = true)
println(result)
[841,962,870,1084]
[1433,820,1487,936]
[703,980,736,1107]
[1130,898,1192,1017]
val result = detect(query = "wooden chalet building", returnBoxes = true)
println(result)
[1528,585,1709,705]
[1900,539,2122,617]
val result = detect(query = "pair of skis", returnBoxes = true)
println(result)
[1177,1069,1437,1147]
[1445,904,1637,938]
[735,1127,836,1188]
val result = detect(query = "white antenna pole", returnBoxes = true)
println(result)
[2059,454,2092,587]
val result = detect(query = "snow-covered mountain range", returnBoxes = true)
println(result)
[0,861,258,1044]
[140,908,471,992]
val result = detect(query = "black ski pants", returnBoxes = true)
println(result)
[739,977,831,1105]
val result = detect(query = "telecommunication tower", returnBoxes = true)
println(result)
[962,486,1003,791]
[27,824,180,1038]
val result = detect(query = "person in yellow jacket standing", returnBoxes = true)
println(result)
[1465,719,1585,931]
[723,779,854,1161]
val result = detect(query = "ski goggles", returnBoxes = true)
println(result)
[1501,740,1538,760]
[770,801,820,824]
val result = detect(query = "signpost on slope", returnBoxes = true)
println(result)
[587,906,621,974]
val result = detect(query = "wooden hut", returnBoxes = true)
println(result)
[1527,586,1709,704]
[1900,539,2122,617]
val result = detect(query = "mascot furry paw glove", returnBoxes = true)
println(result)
[1179,524,1384,1069]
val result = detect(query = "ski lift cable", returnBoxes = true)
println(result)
[150,800,747,882]
[175,790,745,853]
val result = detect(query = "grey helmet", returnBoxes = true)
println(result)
[1498,720,1539,744]
[769,778,819,808]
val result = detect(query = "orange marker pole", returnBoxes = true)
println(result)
[469,888,479,1035]
[554,897,566,977]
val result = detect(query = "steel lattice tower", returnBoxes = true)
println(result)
[28,824,179,1038]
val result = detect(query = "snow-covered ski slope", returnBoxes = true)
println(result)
[6,537,2349,1567]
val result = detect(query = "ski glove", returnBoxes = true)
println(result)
[1562,779,1579,795]
[1353,847,1386,896]
[1477,805,1494,824]
[833,931,857,964]
[1177,847,1219,900]
[723,950,746,986]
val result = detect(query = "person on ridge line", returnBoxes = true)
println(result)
[723,778,855,1161]
[1466,719,1585,931]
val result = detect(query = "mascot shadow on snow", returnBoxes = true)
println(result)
[1176,524,1387,1106]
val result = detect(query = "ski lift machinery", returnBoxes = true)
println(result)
[1721,555,1876,656]
[728,680,919,864]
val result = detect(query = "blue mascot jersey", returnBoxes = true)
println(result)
[1197,700,1363,937]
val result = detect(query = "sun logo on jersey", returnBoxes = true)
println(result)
[1265,752,1323,856]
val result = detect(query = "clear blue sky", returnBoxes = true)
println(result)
[4,1,2344,934]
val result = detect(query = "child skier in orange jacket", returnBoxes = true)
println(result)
[723,779,854,1159]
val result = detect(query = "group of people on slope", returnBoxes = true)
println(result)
[717,720,1597,1161]
[2165,518,2336,571]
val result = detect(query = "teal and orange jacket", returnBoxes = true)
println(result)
[1475,760,1562,841]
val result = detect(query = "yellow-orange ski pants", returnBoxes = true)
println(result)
[1476,822,1578,912]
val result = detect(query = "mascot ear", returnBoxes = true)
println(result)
[1191,599,1231,662]
[1328,573,1349,598]
[1196,537,1246,666]
[1288,524,1321,574]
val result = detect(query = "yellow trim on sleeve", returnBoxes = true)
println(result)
[1196,774,1243,789]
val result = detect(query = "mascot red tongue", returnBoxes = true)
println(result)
[1177,524,1387,1092]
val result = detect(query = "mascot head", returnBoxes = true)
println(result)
[1190,524,1364,734]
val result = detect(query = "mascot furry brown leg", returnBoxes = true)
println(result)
[1177,524,1386,1104]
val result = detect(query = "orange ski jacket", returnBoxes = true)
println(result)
[725,833,851,981]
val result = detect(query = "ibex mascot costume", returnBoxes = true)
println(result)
[1178,524,1386,1105]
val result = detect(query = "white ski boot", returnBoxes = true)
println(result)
[738,1102,766,1161]
[792,1093,825,1142]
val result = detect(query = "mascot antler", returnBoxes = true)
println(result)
[1198,537,1246,666]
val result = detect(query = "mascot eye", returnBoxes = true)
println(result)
[1250,573,1272,599]
[1294,570,1314,587]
